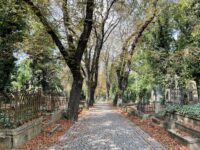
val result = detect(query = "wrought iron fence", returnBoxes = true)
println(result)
[137,102,155,114]
[137,102,166,114]
[165,88,199,105]
[0,91,41,129]
[136,88,199,114]
[0,91,67,129]
[40,95,67,112]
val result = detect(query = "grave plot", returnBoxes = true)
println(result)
[0,91,67,148]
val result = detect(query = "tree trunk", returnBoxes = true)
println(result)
[105,53,110,100]
[106,80,110,100]
[84,0,118,106]
[89,85,95,106]
[86,81,91,108]
[25,0,94,121]
[114,0,158,106]
[114,69,129,106]
[113,91,119,106]
[86,80,96,107]
[41,69,49,94]
[67,74,83,121]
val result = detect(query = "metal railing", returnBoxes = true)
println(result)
[166,88,199,105]
[0,91,67,129]
[40,95,67,112]
[137,102,155,114]
[0,91,41,129]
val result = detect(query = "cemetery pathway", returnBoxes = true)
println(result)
[49,102,166,150]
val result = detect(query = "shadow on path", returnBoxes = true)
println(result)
[49,102,166,150]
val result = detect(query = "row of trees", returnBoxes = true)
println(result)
[1,0,200,120]
[0,0,120,120]
[106,0,200,105]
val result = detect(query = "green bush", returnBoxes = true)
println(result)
[0,111,12,128]
[158,103,200,117]
[176,104,200,117]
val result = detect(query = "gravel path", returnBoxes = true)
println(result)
[49,102,166,150]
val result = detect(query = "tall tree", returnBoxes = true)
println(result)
[104,50,111,100]
[24,0,94,120]
[0,0,27,92]
[21,19,64,93]
[113,0,158,105]
[84,0,119,106]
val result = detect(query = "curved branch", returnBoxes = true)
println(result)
[130,0,158,55]
[75,0,94,62]
[23,0,69,60]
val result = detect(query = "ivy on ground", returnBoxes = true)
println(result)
[158,103,200,117]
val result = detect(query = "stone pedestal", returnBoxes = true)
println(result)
[155,101,161,113]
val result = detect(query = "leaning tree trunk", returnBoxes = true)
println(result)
[113,91,119,106]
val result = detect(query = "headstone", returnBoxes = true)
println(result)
[117,98,122,107]
[150,90,155,104]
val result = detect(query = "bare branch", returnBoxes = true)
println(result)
[103,18,120,43]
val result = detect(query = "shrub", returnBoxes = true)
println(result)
[157,103,200,118]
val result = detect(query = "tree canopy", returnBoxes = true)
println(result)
[1,0,200,119]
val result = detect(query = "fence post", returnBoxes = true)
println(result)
[38,88,43,113]
[155,85,162,113]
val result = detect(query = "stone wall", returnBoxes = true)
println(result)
[43,110,63,128]
[0,117,43,148]
[164,113,200,129]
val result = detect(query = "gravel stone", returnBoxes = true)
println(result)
[48,102,166,150]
